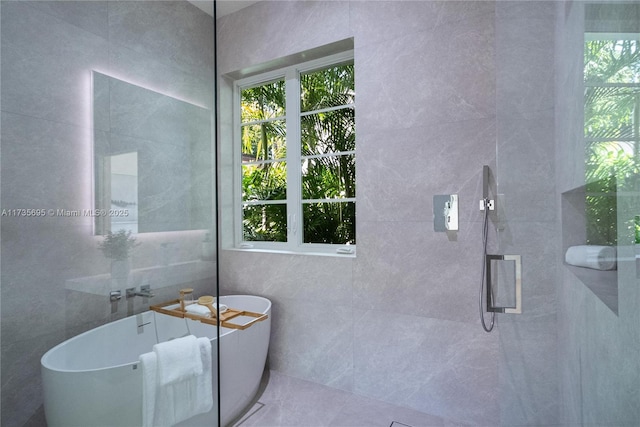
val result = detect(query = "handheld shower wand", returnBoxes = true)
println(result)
[480,166,495,332]
[479,196,495,332]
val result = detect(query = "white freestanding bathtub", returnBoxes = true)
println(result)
[41,295,271,427]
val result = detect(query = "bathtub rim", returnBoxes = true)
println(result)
[41,294,271,374]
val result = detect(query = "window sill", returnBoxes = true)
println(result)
[222,246,356,258]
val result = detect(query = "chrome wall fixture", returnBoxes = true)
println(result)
[479,165,522,332]
[485,254,522,314]
[433,194,459,232]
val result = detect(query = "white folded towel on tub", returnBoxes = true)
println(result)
[565,245,617,271]
[140,335,213,427]
[154,335,202,386]
[140,351,157,427]
[186,303,228,317]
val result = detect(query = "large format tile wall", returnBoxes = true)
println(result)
[0,2,215,426]
[217,2,557,425]
[555,2,640,426]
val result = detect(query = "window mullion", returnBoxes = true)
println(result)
[233,83,244,246]
[285,68,302,249]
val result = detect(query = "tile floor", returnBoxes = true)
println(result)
[230,370,469,427]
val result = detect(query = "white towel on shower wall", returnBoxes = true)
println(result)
[140,336,213,427]
[565,245,617,270]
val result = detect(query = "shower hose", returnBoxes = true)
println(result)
[479,198,495,332]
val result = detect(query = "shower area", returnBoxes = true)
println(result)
[1,1,639,426]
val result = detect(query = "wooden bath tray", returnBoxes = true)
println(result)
[150,299,268,330]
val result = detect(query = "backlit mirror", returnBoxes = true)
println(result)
[93,71,212,235]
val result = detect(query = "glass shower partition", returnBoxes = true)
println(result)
[490,3,559,424]
[494,2,640,425]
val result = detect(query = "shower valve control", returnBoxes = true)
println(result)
[444,194,459,231]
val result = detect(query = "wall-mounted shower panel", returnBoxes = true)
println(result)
[433,194,458,232]
[444,194,458,231]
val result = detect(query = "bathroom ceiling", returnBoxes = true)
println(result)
[188,1,260,17]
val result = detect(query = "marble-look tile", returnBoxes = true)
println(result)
[217,1,351,75]
[495,2,555,120]
[557,265,640,426]
[350,0,442,48]
[355,10,495,132]
[353,219,490,325]
[108,1,214,78]
[585,2,640,33]
[498,316,558,425]
[220,250,353,305]
[1,332,64,427]
[219,252,354,391]
[496,113,556,223]
[578,293,640,426]
[0,223,100,341]
[261,296,354,391]
[24,0,110,39]
[354,311,499,425]
[108,43,214,110]
[64,289,111,333]
[234,370,449,427]
[554,1,586,195]
[330,392,446,427]
[1,112,93,219]
[1,1,109,125]
[350,0,495,50]
[233,370,354,427]
[22,406,47,427]
[356,118,495,224]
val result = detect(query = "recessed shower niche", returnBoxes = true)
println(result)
[92,71,212,235]
[561,177,618,313]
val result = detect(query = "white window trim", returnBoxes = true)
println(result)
[232,50,356,257]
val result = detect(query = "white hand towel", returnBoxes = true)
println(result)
[153,337,213,426]
[140,351,157,427]
[153,335,202,386]
[140,336,213,427]
[565,245,617,270]
[195,337,213,413]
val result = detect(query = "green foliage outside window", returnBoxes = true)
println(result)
[300,65,355,244]
[584,38,640,245]
[240,63,356,245]
[241,80,287,242]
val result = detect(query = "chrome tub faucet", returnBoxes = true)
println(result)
[126,285,155,299]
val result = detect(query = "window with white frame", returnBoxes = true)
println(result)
[234,52,355,255]
[583,34,639,245]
